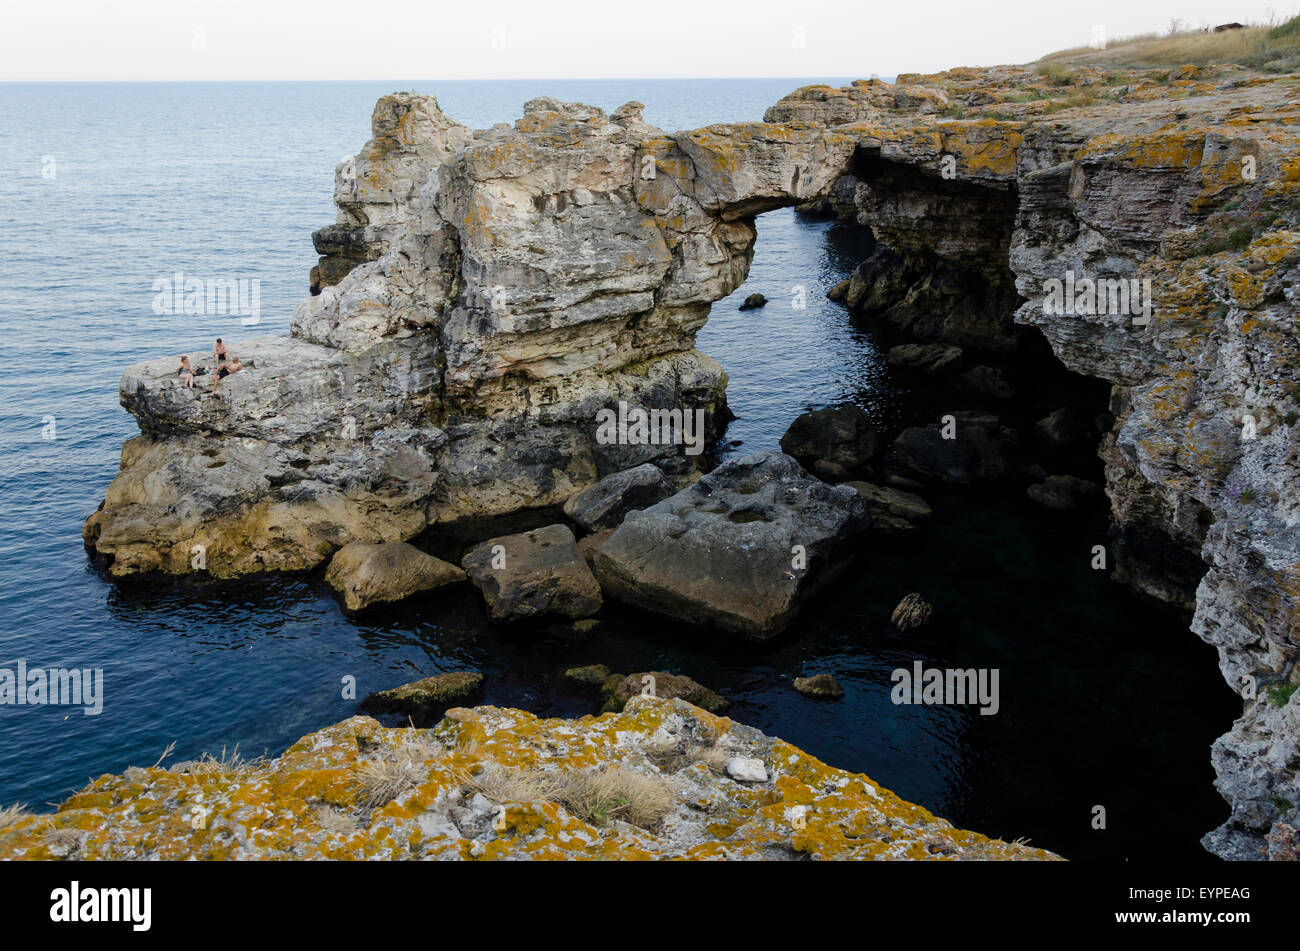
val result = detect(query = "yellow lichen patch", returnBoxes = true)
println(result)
[0,700,1061,861]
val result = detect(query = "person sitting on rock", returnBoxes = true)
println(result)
[176,355,195,389]
[213,338,228,368]
[210,355,243,397]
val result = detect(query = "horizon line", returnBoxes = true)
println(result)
[0,74,905,84]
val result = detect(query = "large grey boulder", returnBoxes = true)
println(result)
[779,403,878,472]
[593,451,868,639]
[461,524,602,622]
[562,463,673,532]
[325,541,466,614]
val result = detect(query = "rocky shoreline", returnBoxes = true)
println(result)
[80,64,1300,859]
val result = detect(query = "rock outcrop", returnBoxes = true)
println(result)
[593,451,868,639]
[0,699,1058,860]
[769,67,1300,858]
[86,93,855,581]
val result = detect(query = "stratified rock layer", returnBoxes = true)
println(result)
[0,699,1057,860]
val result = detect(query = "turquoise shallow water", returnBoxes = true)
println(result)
[0,79,1236,859]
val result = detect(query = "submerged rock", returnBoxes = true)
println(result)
[955,365,1015,401]
[0,699,1061,860]
[1034,407,1094,446]
[891,412,1017,484]
[891,593,934,632]
[561,663,612,687]
[793,673,845,699]
[461,524,602,623]
[885,343,964,375]
[325,541,466,614]
[845,481,931,535]
[594,451,869,639]
[562,463,673,532]
[739,293,768,310]
[1027,475,1103,511]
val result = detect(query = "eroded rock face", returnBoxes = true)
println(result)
[87,95,853,581]
[312,94,473,291]
[0,699,1059,860]
[776,66,1300,858]
[594,451,868,639]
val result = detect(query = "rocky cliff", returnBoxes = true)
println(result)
[766,67,1300,859]
[0,698,1056,860]
[83,66,1300,859]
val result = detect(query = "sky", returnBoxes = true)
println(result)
[1,0,1295,81]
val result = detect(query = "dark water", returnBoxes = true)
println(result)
[0,80,1235,860]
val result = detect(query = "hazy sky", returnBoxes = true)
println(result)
[2,0,1293,80]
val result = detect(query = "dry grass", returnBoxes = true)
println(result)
[559,766,675,828]
[0,803,32,831]
[457,761,675,830]
[357,757,428,808]
[40,825,84,855]
[458,761,564,803]
[1039,17,1300,71]
[171,745,266,777]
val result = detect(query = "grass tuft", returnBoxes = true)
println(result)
[0,803,32,831]
[457,762,675,829]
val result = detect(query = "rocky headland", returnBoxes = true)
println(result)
[80,59,1300,859]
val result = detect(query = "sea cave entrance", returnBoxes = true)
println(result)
[689,202,1236,860]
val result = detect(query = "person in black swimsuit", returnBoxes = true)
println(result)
[209,354,243,397]
[213,338,228,367]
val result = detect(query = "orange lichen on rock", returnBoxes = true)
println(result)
[0,699,1059,861]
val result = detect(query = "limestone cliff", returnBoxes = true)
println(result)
[767,67,1300,859]
[0,699,1056,860]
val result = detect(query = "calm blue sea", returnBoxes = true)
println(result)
[0,79,1235,859]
